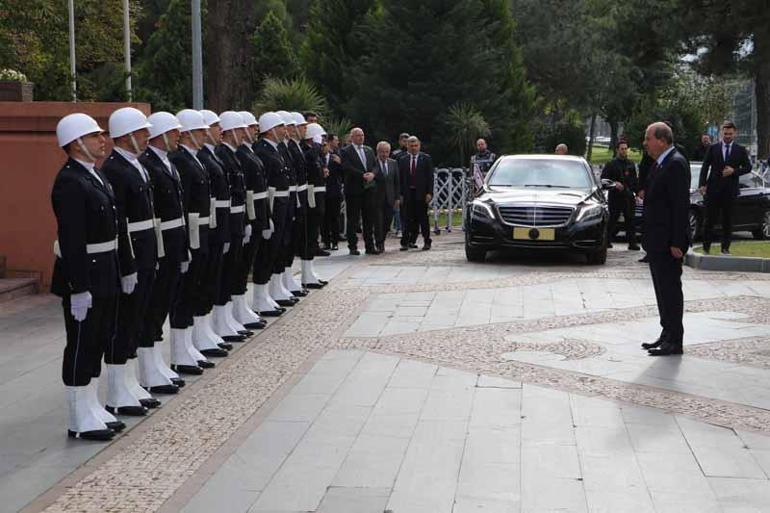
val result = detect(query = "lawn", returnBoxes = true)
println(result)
[588,144,643,166]
[431,209,464,228]
[694,241,770,258]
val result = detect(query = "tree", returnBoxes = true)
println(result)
[442,103,491,167]
[250,10,299,83]
[253,76,328,116]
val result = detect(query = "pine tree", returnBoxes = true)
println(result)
[250,10,299,83]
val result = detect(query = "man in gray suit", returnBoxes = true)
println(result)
[374,141,400,253]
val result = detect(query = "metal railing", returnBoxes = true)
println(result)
[430,167,469,233]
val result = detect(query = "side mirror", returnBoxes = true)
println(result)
[601,179,614,190]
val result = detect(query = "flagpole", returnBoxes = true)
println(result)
[191,0,203,109]
[123,0,132,101]
[67,0,77,101]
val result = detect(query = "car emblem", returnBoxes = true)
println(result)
[528,228,540,240]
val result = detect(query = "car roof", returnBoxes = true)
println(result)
[498,154,589,163]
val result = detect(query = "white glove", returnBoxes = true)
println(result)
[181,260,190,274]
[243,224,252,244]
[121,272,138,295]
[262,219,274,240]
[223,242,230,255]
[70,291,92,322]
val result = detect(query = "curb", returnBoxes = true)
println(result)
[685,247,770,273]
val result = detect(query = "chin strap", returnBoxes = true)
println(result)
[189,131,201,150]
[129,133,142,155]
[76,137,96,162]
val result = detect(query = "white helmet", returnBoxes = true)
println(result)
[275,110,295,126]
[291,112,307,126]
[109,107,151,139]
[239,111,258,127]
[219,111,247,132]
[56,113,104,147]
[147,112,182,139]
[176,109,209,132]
[200,109,221,126]
[258,112,284,133]
[305,123,326,143]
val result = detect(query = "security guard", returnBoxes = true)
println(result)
[101,107,158,416]
[252,112,291,315]
[602,139,640,250]
[139,112,188,394]
[234,111,269,329]
[470,138,497,176]
[196,109,233,355]
[52,113,121,441]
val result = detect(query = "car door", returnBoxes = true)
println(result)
[733,173,765,229]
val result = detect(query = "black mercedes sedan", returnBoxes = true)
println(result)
[464,155,610,264]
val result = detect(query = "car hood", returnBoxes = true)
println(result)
[480,186,595,206]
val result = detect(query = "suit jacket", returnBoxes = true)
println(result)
[198,145,231,246]
[398,152,435,200]
[101,150,158,274]
[341,144,376,196]
[215,144,247,238]
[601,157,638,204]
[641,149,691,253]
[698,141,751,197]
[51,159,121,297]
[324,150,343,199]
[140,148,188,264]
[373,157,400,206]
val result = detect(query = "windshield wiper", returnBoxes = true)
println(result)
[523,184,570,188]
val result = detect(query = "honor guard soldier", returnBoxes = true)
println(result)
[52,113,122,440]
[195,109,234,355]
[138,112,188,394]
[252,112,291,315]
[302,122,330,288]
[101,107,160,416]
[168,110,216,375]
[213,112,253,340]
[283,112,311,297]
[233,111,269,329]
[602,139,641,251]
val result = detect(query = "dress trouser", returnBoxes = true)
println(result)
[170,243,208,329]
[253,198,288,282]
[307,191,325,255]
[144,258,181,345]
[607,197,637,245]
[323,194,342,246]
[107,267,155,364]
[237,222,260,295]
[377,195,394,246]
[648,251,684,345]
[202,242,224,314]
[346,193,377,250]
[274,198,293,275]
[401,189,431,247]
[703,193,734,249]
[293,197,310,260]
[62,293,118,386]
[217,212,244,306]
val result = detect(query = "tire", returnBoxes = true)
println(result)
[688,209,702,242]
[586,246,607,265]
[752,210,770,240]
[465,243,486,262]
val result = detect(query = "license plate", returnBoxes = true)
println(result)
[513,227,555,241]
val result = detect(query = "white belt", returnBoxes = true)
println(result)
[197,216,210,225]
[297,184,308,192]
[289,185,298,193]
[230,205,245,213]
[314,186,326,192]
[53,238,117,258]
[160,217,184,231]
[253,191,268,200]
[215,199,231,208]
[273,190,289,198]
[127,218,155,233]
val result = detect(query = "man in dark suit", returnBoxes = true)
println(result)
[601,139,640,251]
[322,134,344,250]
[640,122,690,356]
[398,136,435,251]
[698,121,752,254]
[374,141,400,253]
[693,134,711,161]
[341,127,377,255]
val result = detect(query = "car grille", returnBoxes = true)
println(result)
[496,205,574,226]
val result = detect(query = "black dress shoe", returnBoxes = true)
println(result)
[171,377,186,388]
[607,242,614,248]
[641,339,665,350]
[350,248,361,256]
[171,364,204,375]
[318,279,328,285]
[237,330,254,337]
[201,347,229,357]
[222,334,246,342]
[243,321,264,330]
[275,299,295,307]
[139,398,161,409]
[304,282,324,289]
[146,384,179,394]
[259,309,284,317]
[218,342,233,350]
[316,249,331,257]
[409,243,418,249]
[106,404,147,416]
[400,246,409,251]
[648,344,683,356]
[290,288,309,297]
[721,248,730,255]
[106,420,126,432]
[68,429,115,441]
[638,255,649,263]
[365,248,380,255]
[197,360,215,369]
[422,242,432,251]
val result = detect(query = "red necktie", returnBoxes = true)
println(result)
[411,156,416,176]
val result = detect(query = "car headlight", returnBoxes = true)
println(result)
[471,200,495,219]
[576,204,604,222]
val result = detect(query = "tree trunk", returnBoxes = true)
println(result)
[755,30,770,160]
[586,112,597,162]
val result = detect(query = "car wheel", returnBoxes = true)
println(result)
[753,210,770,240]
[688,209,701,242]
[586,246,607,265]
[465,243,486,262]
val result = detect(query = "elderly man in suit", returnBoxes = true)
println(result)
[698,120,752,254]
[398,136,435,251]
[373,141,400,253]
[640,122,690,356]
[341,127,377,255]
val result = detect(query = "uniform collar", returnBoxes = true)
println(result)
[148,144,168,160]
[113,146,139,163]
[74,158,96,172]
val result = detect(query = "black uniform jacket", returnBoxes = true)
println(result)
[170,146,211,251]
[101,149,157,273]
[198,145,231,246]
[254,139,290,192]
[51,158,121,298]
[601,157,639,204]
[215,144,247,238]
[236,144,269,231]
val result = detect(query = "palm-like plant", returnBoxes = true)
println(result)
[322,116,354,140]
[444,102,491,167]
[252,76,329,117]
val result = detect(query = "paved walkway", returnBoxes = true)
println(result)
[2,232,769,512]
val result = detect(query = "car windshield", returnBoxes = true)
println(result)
[488,159,592,189]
